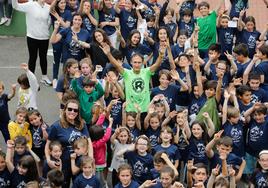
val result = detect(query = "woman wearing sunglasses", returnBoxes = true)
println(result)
[44,99,93,188]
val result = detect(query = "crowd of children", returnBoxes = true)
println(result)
[1,0,268,187]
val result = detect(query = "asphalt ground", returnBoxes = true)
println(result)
[0,37,59,150]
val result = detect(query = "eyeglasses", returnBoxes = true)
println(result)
[67,107,79,113]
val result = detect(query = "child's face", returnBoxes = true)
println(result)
[118,169,132,186]
[155,106,165,119]
[111,87,119,98]
[199,6,209,17]
[193,86,200,98]
[158,29,168,41]
[191,124,203,139]
[150,117,160,130]
[208,50,220,61]
[83,163,93,176]
[249,79,260,90]
[253,112,266,123]
[84,85,94,94]
[28,114,42,127]
[0,156,6,171]
[160,172,173,188]
[74,143,87,156]
[216,62,227,75]
[95,31,104,43]
[83,1,91,12]
[17,165,27,175]
[205,88,215,98]
[164,11,172,22]
[160,130,172,143]
[131,33,141,45]
[51,145,62,160]
[220,18,229,28]
[125,0,133,11]
[239,91,251,104]
[68,64,79,75]
[179,56,189,67]
[81,63,92,76]
[216,144,232,156]
[159,74,170,88]
[193,168,207,183]
[16,112,26,124]
[177,35,187,46]
[154,162,164,172]
[127,115,136,128]
[118,131,129,144]
[257,50,268,60]
[68,0,76,7]
[147,19,155,27]
[245,21,255,31]
[183,15,191,23]
[136,138,148,155]
[15,144,26,155]
[176,112,185,126]
[58,0,66,10]
[258,153,268,170]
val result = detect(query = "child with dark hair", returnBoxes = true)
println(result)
[176,8,195,38]
[233,43,251,79]
[236,84,253,116]
[47,169,64,188]
[17,63,39,110]
[71,69,104,125]
[187,161,208,188]
[206,132,246,181]
[114,163,140,188]
[89,115,113,188]
[237,13,261,58]
[6,140,40,187]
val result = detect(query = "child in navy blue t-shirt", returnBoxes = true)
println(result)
[144,111,161,148]
[114,163,140,188]
[72,156,101,188]
[0,151,10,187]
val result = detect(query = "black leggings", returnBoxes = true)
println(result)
[27,36,49,75]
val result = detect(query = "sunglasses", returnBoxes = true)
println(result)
[67,107,79,113]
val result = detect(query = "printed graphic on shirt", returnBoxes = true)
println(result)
[132,78,145,93]
[0,178,10,187]
[250,127,263,141]
[133,160,148,177]
[230,127,242,143]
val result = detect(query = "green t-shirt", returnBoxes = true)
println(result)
[122,67,153,112]
[197,11,217,50]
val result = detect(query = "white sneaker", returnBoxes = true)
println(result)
[52,79,57,89]
[0,17,8,25]
[40,75,52,86]
[4,18,11,26]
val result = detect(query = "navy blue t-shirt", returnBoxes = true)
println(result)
[151,84,180,111]
[51,9,72,32]
[171,44,184,60]
[236,29,261,58]
[60,27,90,62]
[114,180,140,188]
[255,61,268,92]
[188,137,208,165]
[235,60,251,78]
[179,0,196,16]
[82,11,96,42]
[177,18,195,37]
[30,125,47,159]
[251,88,268,103]
[238,100,253,117]
[0,168,11,187]
[129,127,140,142]
[165,21,177,41]
[247,116,268,157]
[119,9,138,40]
[210,153,243,171]
[229,0,248,19]
[124,151,153,184]
[105,96,123,130]
[223,120,245,157]
[13,151,31,168]
[98,8,118,36]
[188,94,207,116]
[140,0,161,19]
[152,144,181,164]
[0,94,10,123]
[145,127,161,148]
[10,169,27,188]
[122,44,152,64]
[217,27,237,55]
[252,170,268,188]
[72,174,101,188]
[143,26,156,49]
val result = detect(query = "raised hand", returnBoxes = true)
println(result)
[20,63,29,71]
